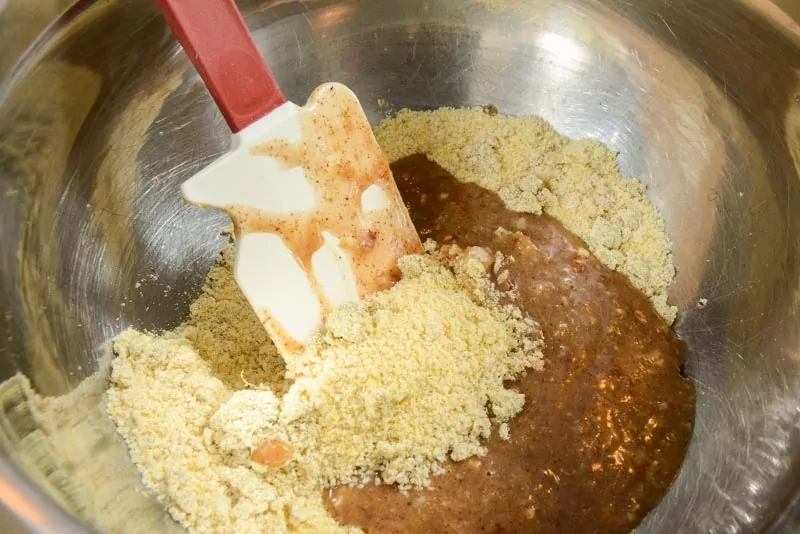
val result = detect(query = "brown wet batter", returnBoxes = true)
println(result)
[326,154,695,534]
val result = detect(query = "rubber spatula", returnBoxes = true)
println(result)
[154,0,422,356]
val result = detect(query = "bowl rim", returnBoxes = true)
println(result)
[1,0,799,532]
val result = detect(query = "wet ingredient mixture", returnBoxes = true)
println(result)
[328,155,695,533]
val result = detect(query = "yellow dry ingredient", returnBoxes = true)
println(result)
[280,252,542,488]
[107,245,543,534]
[375,108,678,323]
[183,246,291,395]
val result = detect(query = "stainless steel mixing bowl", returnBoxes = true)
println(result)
[1,0,799,532]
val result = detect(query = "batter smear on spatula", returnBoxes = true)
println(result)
[230,84,422,345]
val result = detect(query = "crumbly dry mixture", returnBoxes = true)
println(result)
[181,246,290,395]
[375,108,677,322]
[107,245,542,533]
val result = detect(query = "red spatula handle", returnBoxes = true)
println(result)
[154,0,287,133]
